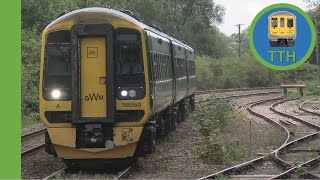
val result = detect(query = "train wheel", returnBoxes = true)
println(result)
[164,114,171,136]
[156,117,165,139]
[144,126,156,154]
[180,103,187,121]
[190,94,195,112]
[171,111,177,131]
[176,108,182,123]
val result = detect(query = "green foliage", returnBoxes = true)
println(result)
[305,81,320,95]
[22,0,78,31]
[295,166,311,178]
[196,54,320,90]
[193,100,245,164]
[22,28,41,118]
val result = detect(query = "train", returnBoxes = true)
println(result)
[39,7,196,167]
[268,11,296,47]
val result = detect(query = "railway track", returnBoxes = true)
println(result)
[41,165,133,180]
[299,101,320,117]
[21,128,47,158]
[196,90,281,105]
[195,86,279,95]
[199,97,320,179]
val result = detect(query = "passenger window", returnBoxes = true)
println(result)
[287,18,294,28]
[271,18,278,28]
[280,18,285,27]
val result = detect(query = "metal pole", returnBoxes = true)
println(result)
[236,24,244,58]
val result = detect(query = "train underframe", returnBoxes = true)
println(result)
[269,38,295,47]
[45,94,196,168]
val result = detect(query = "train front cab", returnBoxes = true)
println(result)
[39,9,152,161]
[268,11,296,47]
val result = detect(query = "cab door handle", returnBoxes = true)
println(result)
[100,77,106,84]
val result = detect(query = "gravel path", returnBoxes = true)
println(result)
[128,118,225,179]
[22,149,64,179]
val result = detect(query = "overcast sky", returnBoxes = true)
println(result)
[214,0,311,36]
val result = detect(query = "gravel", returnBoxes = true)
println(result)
[21,122,45,136]
[241,160,283,175]
[128,118,225,179]
[196,89,282,102]
[21,149,65,179]
[22,134,45,152]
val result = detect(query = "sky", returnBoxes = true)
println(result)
[214,0,311,36]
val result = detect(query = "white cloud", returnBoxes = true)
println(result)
[215,0,310,36]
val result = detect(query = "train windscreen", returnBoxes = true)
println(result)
[271,18,278,28]
[115,29,145,86]
[43,30,71,101]
[287,18,294,28]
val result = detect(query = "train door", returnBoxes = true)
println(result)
[71,24,115,123]
[80,37,107,118]
[279,17,288,34]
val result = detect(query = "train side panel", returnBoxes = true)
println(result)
[173,42,188,103]
[146,31,173,114]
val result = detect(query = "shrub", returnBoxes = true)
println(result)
[193,99,245,164]
[22,28,41,119]
[195,54,320,90]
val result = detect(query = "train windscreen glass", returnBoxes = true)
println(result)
[287,18,294,28]
[43,30,71,101]
[271,18,278,28]
[115,29,144,86]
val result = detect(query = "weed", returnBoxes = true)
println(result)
[295,166,311,178]
[265,153,275,161]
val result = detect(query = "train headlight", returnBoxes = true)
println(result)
[51,89,61,99]
[121,90,128,97]
[129,90,136,97]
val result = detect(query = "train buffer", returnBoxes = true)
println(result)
[280,84,306,96]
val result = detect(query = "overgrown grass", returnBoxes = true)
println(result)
[192,99,286,164]
[192,99,245,164]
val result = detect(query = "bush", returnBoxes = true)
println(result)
[195,54,320,90]
[193,99,245,164]
[22,28,41,120]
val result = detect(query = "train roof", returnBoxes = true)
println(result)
[269,11,296,17]
[47,7,193,51]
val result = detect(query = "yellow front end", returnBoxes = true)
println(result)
[269,15,295,38]
[39,8,151,159]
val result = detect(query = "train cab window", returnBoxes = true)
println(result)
[280,18,285,27]
[115,28,144,85]
[271,18,278,28]
[43,30,71,101]
[287,18,294,28]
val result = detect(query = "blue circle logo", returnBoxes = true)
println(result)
[249,3,316,70]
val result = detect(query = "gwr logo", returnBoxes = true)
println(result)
[84,92,104,101]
